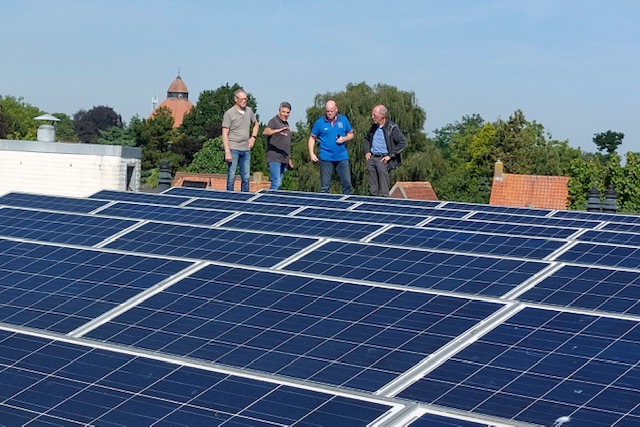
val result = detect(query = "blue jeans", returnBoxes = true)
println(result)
[319,159,352,194]
[269,162,287,190]
[227,149,251,192]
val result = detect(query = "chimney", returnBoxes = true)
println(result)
[34,114,60,142]
[586,186,601,212]
[602,185,618,213]
[494,159,504,181]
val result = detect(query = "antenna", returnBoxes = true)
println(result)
[151,95,158,111]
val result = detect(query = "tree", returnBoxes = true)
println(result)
[73,105,123,143]
[96,125,136,146]
[187,137,227,173]
[131,107,179,171]
[593,130,624,154]
[0,95,43,140]
[52,113,78,142]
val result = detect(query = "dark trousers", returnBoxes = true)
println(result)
[367,156,390,197]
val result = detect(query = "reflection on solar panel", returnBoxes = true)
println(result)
[427,217,578,239]
[370,226,566,259]
[85,264,503,391]
[96,201,231,225]
[91,189,190,206]
[0,207,138,245]
[0,192,109,213]
[1,185,639,427]
[185,197,300,215]
[0,239,192,333]
[283,241,549,297]
[520,264,640,315]
[224,212,383,240]
[0,330,394,425]
[469,211,603,229]
[398,307,640,426]
[295,206,426,226]
[104,222,318,267]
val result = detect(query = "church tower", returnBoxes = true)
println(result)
[151,73,194,128]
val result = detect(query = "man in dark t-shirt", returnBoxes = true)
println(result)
[263,102,292,190]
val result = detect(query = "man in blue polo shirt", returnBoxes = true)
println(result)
[307,100,354,194]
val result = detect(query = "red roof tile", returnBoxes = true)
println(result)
[489,173,569,210]
[389,181,439,201]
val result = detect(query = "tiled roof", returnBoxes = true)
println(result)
[153,98,193,128]
[389,181,439,201]
[489,173,569,210]
[173,172,271,192]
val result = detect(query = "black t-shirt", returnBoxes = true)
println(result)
[266,115,291,163]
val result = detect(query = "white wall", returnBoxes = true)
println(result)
[0,140,141,197]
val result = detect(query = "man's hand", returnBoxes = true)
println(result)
[225,151,232,162]
[310,153,319,163]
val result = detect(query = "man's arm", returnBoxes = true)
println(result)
[249,121,260,149]
[391,126,407,155]
[222,127,231,162]
[308,135,318,163]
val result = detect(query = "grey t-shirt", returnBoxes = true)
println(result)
[266,115,291,163]
[222,106,257,150]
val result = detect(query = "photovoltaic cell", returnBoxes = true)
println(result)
[0,239,192,333]
[346,195,441,208]
[398,307,640,427]
[0,207,139,246]
[96,201,231,226]
[224,212,383,240]
[261,189,346,200]
[294,206,426,226]
[283,241,549,297]
[520,264,640,316]
[184,197,300,215]
[354,202,468,218]
[85,264,503,391]
[442,201,553,217]
[468,211,603,229]
[370,226,566,259]
[553,209,640,224]
[556,242,640,269]
[427,217,577,239]
[104,222,318,267]
[601,221,640,233]
[254,193,357,209]
[0,192,109,214]
[164,186,257,201]
[0,330,393,426]
[577,229,640,246]
[90,189,191,206]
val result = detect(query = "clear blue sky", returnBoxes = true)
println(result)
[2,0,639,154]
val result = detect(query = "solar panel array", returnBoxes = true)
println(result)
[0,187,639,426]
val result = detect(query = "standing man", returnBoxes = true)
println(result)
[364,104,407,197]
[263,102,292,190]
[308,100,354,194]
[222,88,260,192]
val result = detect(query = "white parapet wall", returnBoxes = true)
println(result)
[0,140,142,197]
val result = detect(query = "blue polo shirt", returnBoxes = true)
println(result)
[311,114,353,161]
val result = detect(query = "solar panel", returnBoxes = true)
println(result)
[553,209,640,224]
[0,207,139,246]
[577,229,640,246]
[370,226,566,259]
[354,202,469,218]
[254,193,357,209]
[397,307,640,427]
[260,189,347,199]
[283,241,549,297]
[0,238,192,333]
[0,192,109,213]
[104,222,318,267]
[346,195,441,208]
[95,201,232,226]
[164,186,257,201]
[0,329,395,426]
[91,189,191,206]
[184,197,300,215]
[468,211,603,229]
[84,264,504,392]
[555,242,640,269]
[442,201,554,216]
[223,212,384,240]
[427,217,578,239]
[294,206,427,226]
[601,221,640,233]
[519,264,640,316]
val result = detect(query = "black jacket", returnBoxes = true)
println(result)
[363,119,407,170]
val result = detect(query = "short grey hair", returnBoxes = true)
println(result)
[279,101,292,110]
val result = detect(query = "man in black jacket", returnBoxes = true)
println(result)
[363,104,408,196]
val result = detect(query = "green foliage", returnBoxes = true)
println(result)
[0,95,43,140]
[567,157,606,210]
[618,152,640,212]
[52,113,78,142]
[593,130,624,154]
[96,125,136,146]
[187,137,227,173]
[129,107,181,170]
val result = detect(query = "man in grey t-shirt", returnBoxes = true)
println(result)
[263,102,292,190]
[222,88,260,192]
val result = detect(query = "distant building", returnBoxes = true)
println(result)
[389,181,439,201]
[151,74,193,128]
